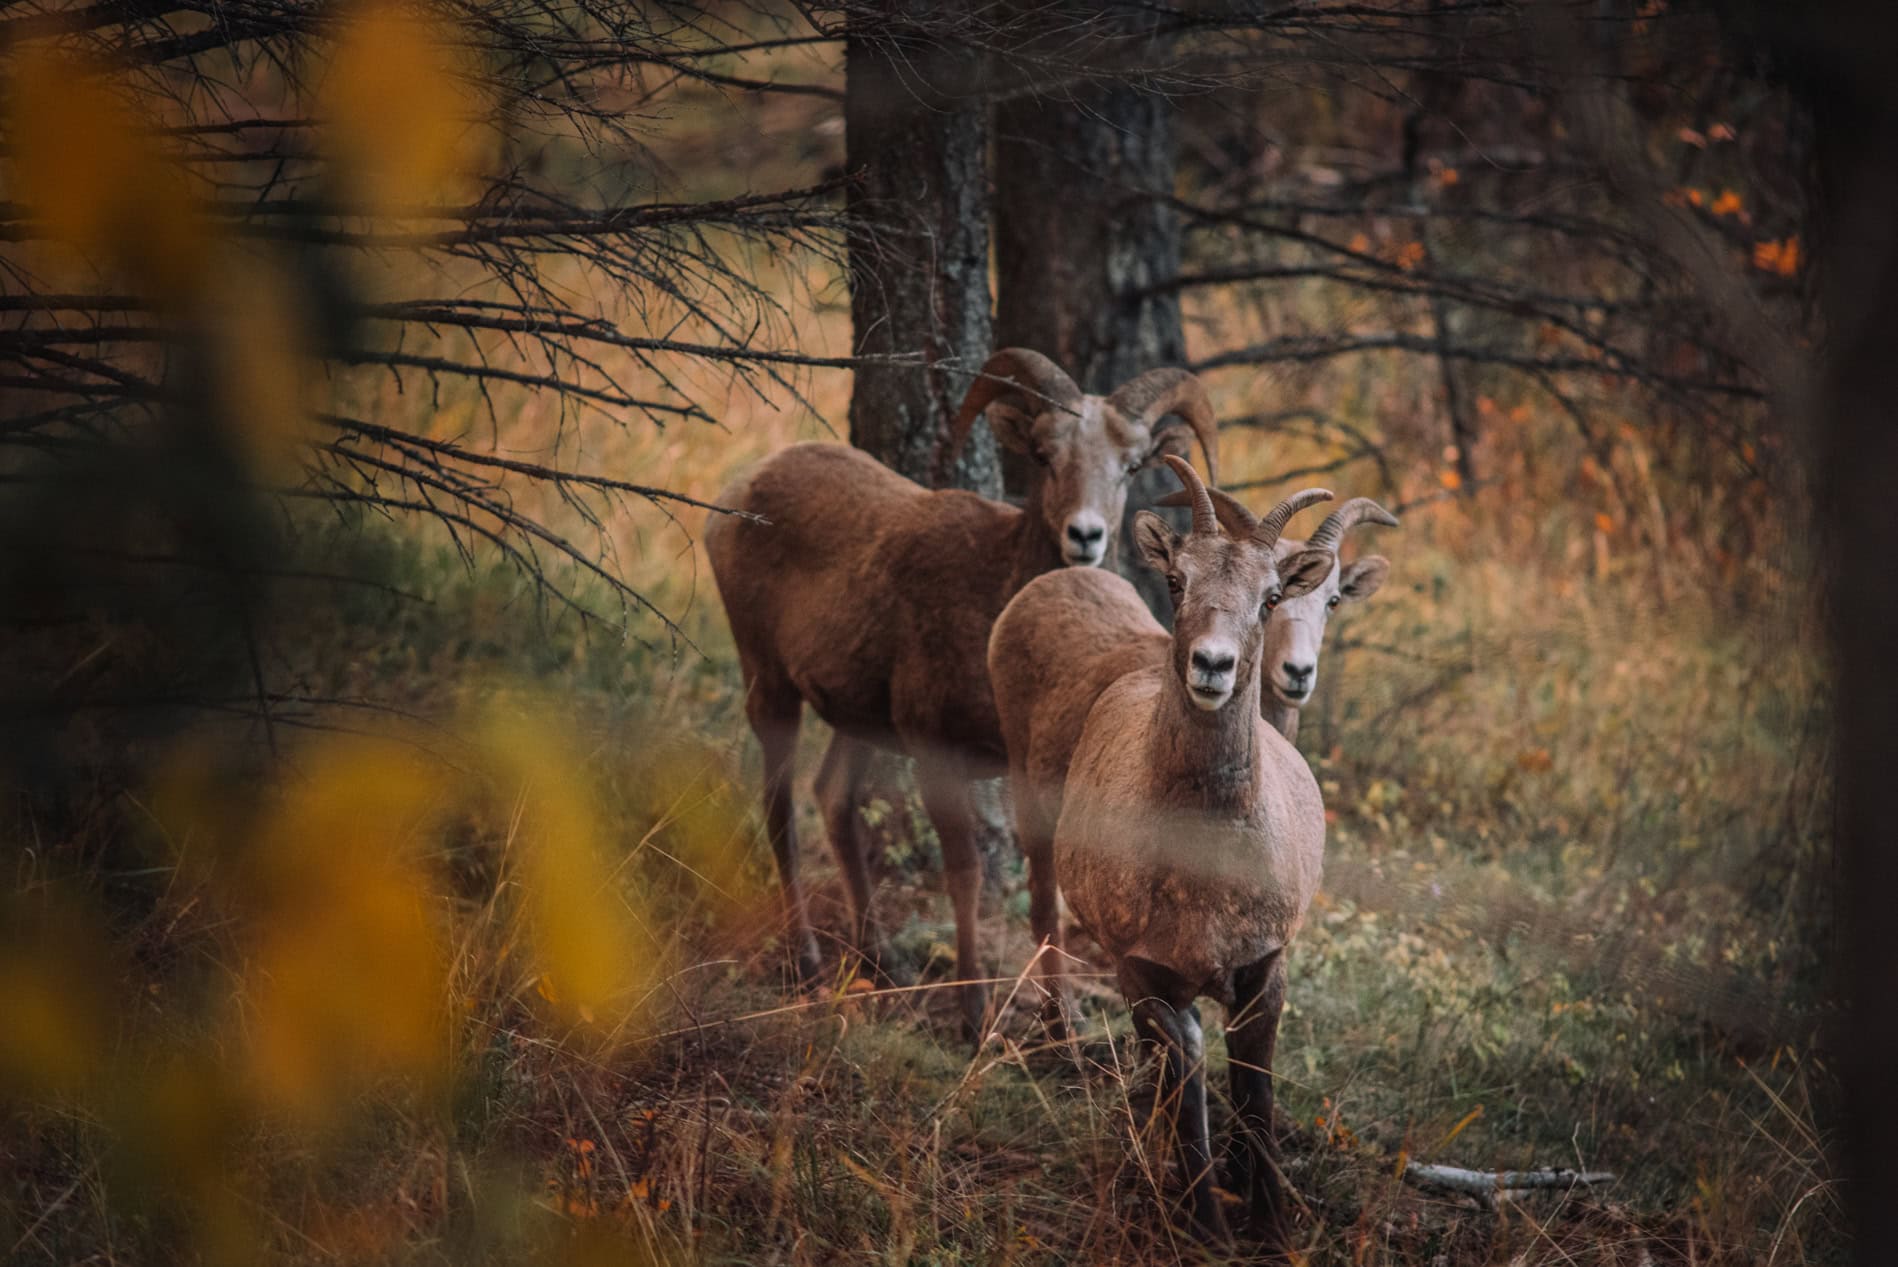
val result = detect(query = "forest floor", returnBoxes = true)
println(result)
[6,507,1836,1267]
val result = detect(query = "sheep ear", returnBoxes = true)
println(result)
[1131,510,1178,571]
[1278,547,1335,599]
[1339,555,1390,601]
[987,403,1039,457]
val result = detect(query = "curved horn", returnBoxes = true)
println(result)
[1161,454,1217,536]
[1109,367,1220,487]
[943,348,1081,465]
[1305,497,1399,552]
[1254,487,1334,549]
[1154,485,1258,538]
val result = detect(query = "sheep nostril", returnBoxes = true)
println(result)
[1066,522,1104,547]
[1191,649,1236,676]
[1282,662,1313,685]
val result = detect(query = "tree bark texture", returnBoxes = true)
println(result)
[845,4,1000,496]
[994,38,1186,617]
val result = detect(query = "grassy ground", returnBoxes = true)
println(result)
[3,491,1836,1264]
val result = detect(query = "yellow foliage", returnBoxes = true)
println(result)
[201,253,320,478]
[323,1,483,213]
[480,702,661,1038]
[0,930,107,1099]
[4,49,208,296]
[240,739,452,1120]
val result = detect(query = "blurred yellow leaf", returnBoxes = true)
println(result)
[5,49,207,296]
[0,919,109,1099]
[202,254,318,478]
[480,702,659,1039]
[324,1,481,213]
[241,738,451,1120]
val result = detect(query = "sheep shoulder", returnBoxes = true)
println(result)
[990,568,1168,804]
[1054,669,1326,1000]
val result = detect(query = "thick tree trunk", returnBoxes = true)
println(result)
[1809,68,1898,1267]
[994,51,1186,617]
[845,7,1011,887]
[845,7,999,496]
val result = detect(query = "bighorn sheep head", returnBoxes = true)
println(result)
[947,349,1219,567]
[1156,484,1399,708]
[1132,456,1334,712]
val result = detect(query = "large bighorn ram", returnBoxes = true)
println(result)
[990,489,1394,1025]
[1018,456,1336,1244]
[704,349,1218,1038]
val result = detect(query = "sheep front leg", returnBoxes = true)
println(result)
[1123,960,1230,1246]
[1228,951,1290,1247]
[913,761,989,1043]
[1015,777,1072,1037]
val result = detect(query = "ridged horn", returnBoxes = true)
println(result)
[1153,485,1258,538]
[1108,367,1220,488]
[1305,497,1399,552]
[1160,454,1218,536]
[1254,487,1334,549]
[943,348,1081,465]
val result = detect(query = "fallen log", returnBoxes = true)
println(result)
[1402,1162,1615,1205]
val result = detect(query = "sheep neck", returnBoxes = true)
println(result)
[998,476,1076,599]
[1150,648,1263,814]
[1260,696,1299,745]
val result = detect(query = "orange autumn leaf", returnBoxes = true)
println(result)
[1394,240,1426,271]
[1710,188,1743,217]
[1686,188,1705,207]
[1347,231,1371,254]
[1677,125,1707,148]
[1595,512,1615,534]
[1709,122,1736,142]
[1439,468,1462,491]
[1753,236,1801,277]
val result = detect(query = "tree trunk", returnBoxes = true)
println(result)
[845,6,1011,888]
[845,5,999,496]
[994,46,1186,617]
[1808,59,1898,1267]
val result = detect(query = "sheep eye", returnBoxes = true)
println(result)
[1326,595,1342,610]
[1262,590,1282,611]
[1166,574,1183,596]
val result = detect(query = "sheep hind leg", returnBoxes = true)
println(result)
[813,731,911,987]
[1228,950,1291,1251]
[1122,958,1230,1247]
[912,760,988,1045]
[746,680,823,986]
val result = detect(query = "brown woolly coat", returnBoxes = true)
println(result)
[707,442,1062,764]
[1053,665,1326,1003]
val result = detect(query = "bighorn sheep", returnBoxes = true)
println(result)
[989,489,1394,1025]
[704,349,1218,1038]
[1036,456,1337,1244]
[1159,485,1396,742]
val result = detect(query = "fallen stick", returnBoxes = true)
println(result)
[1402,1162,1615,1203]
